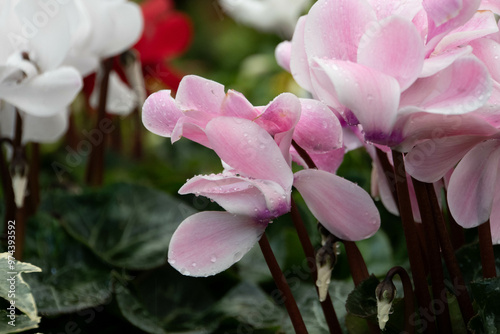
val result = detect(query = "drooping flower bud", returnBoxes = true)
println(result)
[375,279,396,330]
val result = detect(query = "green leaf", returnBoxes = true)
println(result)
[345,275,380,318]
[45,183,197,270]
[22,213,113,315]
[216,282,287,330]
[116,283,167,334]
[0,310,40,333]
[0,253,41,321]
[469,277,500,334]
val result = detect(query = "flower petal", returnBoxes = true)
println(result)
[357,15,425,91]
[304,0,377,62]
[221,90,259,119]
[434,11,499,54]
[294,169,380,240]
[168,211,266,277]
[420,45,472,78]
[471,38,500,83]
[206,117,293,190]
[142,89,183,137]
[406,135,487,182]
[0,67,82,117]
[255,93,301,136]
[275,41,292,73]
[22,110,68,144]
[311,58,400,141]
[179,174,289,219]
[14,0,72,71]
[368,0,422,20]
[400,55,491,115]
[448,140,500,228]
[91,71,136,116]
[490,187,500,244]
[175,75,226,114]
[294,99,343,152]
[424,0,481,54]
[289,16,313,91]
[101,1,144,57]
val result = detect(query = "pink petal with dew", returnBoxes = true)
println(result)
[405,135,486,183]
[142,90,183,138]
[294,99,343,153]
[255,93,301,136]
[357,15,425,91]
[168,211,266,277]
[275,41,292,73]
[490,187,500,244]
[221,90,259,119]
[294,169,380,241]
[304,0,377,62]
[448,140,500,228]
[423,0,462,27]
[179,174,290,219]
[368,0,423,20]
[420,46,472,78]
[471,38,500,83]
[308,148,346,174]
[175,75,226,115]
[0,67,82,117]
[400,55,491,115]
[171,119,211,147]
[394,111,499,152]
[289,16,313,91]
[434,11,499,54]
[425,0,481,55]
[206,117,293,190]
[311,58,400,141]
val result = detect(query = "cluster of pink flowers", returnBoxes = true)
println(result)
[143,0,500,278]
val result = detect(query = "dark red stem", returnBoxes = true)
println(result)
[478,220,497,279]
[412,178,452,333]
[85,58,113,186]
[385,266,415,334]
[259,233,309,334]
[391,150,436,334]
[424,182,474,330]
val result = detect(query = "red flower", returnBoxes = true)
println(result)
[135,0,193,92]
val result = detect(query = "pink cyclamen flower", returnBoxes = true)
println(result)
[142,77,381,276]
[276,0,498,149]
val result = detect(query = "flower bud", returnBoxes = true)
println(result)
[375,279,396,330]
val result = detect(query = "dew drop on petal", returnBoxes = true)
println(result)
[233,251,243,262]
[210,255,217,263]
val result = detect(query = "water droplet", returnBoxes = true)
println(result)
[168,259,176,265]
[233,251,243,261]
[191,262,197,267]
[210,255,217,263]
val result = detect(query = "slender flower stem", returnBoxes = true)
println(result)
[0,145,15,244]
[384,266,415,334]
[290,200,343,334]
[478,220,497,279]
[391,150,436,334]
[133,106,143,159]
[412,178,452,333]
[443,187,465,251]
[85,58,113,186]
[424,182,474,329]
[26,143,40,217]
[343,240,369,286]
[259,233,309,334]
